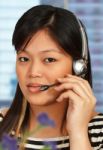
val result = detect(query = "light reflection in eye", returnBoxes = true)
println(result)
[18,57,29,62]
[44,58,56,63]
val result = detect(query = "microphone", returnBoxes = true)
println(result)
[40,83,58,91]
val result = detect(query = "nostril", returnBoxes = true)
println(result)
[29,73,42,78]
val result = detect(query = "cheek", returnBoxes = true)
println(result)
[16,66,27,95]
[60,59,73,75]
[16,65,26,82]
[16,65,21,80]
[57,60,72,75]
[54,67,72,78]
[47,62,73,82]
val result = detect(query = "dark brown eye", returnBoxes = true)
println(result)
[44,58,56,63]
[18,57,29,62]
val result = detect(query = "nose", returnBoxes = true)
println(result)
[28,61,42,78]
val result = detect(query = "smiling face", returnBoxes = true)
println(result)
[16,29,73,105]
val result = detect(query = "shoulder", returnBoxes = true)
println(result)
[88,113,103,149]
[0,107,9,122]
[89,113,103,128]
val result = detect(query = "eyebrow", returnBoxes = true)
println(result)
[17,49,63,54]
[39,49,63,54]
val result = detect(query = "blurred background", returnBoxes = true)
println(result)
[0,0,103,112]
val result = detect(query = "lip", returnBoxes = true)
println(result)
[27,83,44,87]
[27,83,43,93]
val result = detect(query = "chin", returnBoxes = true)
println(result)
[25,94,57,106]
[32,101,57,106]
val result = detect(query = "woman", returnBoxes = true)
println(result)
[0,5,103,150]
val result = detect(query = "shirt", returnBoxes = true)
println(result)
[0,110,103,150]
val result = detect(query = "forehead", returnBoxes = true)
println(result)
[19,29,65,54]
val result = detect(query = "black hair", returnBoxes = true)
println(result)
[0,5,92,138]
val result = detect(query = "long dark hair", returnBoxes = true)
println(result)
[0,5,92,138]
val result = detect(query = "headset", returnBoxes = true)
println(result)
[73,18,88,78]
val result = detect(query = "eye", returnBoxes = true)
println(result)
[44,58,56,63]
[18,57,29,62]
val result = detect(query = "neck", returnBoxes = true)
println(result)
[28,101,68,138]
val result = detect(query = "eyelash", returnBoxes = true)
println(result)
[44,58,57,63]
[18,57,57,63]
[18,57,29,62]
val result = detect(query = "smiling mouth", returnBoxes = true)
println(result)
[27,85,41,93]
[27,83,58,93]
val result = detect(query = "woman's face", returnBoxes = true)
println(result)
[16,29,73,105]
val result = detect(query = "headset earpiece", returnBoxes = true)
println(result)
[73,59,87,78]
[73,18,88,78]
